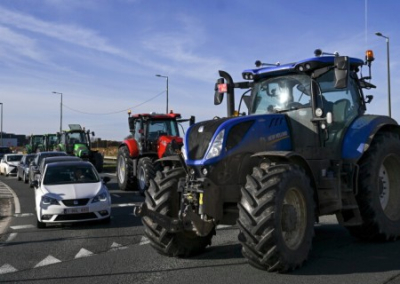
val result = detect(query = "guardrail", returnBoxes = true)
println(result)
[104,156,117,161]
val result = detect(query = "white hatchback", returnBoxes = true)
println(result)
[32,161,111,228]
[0,154,23,176]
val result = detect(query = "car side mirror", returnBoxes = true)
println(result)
[102,176,111,184]
[31,180,39,188]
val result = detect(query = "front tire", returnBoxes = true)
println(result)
[142,167,214,256]
[237,163,315,272]
[116,146,136,191]
[137,157,156,195]
[93,152,104,173]
[348,132,400,240]
[17,171,21,181]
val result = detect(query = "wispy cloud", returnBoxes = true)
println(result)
[0,6,126,57]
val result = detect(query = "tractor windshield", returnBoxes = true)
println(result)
[251,74,312,114]
[147,119,179,141]
[67,132,88,144]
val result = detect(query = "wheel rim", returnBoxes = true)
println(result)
[379,154,400,221]
[138,166,146,191]
[281,187,307,250]
[117,156,126,183]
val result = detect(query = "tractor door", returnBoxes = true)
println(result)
[316,70,362,155]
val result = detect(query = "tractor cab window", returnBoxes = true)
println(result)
[316,70,360,124]
[251,74,312,114]
[147,120,179,141]
[67,132,88,144]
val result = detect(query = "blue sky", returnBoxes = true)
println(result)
[0,0,399,140]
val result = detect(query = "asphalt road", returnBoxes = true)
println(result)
[1,173,400,284]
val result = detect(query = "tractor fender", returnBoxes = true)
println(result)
[251,151,317,190]
[342,115,400,161]
[120,138,139,158]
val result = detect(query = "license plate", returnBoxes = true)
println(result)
[64,207,89,214]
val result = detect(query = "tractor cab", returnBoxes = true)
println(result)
[128,112,182,155]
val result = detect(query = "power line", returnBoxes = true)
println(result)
[63,90,166,115]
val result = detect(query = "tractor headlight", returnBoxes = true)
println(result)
[206,130,225,160]
[181,146,188,160]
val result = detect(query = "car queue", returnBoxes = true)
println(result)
[0,147,112,229]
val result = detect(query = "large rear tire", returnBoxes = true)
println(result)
[348,132,400,240]
[237,163,315,272]
[142,167,214,256]
[137,157,156,195]
[116,146,136,191]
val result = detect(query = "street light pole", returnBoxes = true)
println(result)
[0,102,3,146]
[375,32,391,117]
[52,91,63,132]
[156,74,169,113]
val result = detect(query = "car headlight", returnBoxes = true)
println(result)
[205,129,225,160]
[42,196,59,205]
[92,191,108,203]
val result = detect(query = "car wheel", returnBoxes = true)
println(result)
[17,171,21,181]
[37,219,46,229]
[23,172,28,183]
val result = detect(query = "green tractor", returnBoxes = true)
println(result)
[57,124,103,172]
[44,133,59,151]
[26,134,45,154]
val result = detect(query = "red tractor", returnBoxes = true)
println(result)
[117,111,194,193]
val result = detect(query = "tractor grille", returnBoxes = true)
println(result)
[62,199,90,207]
[188,118,229,160]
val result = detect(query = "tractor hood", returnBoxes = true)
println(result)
[184,114,292,166]
[74,144,89,158]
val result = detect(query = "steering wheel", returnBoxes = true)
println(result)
[287,102,304,109]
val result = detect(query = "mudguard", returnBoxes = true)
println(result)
[342,115,399,161]
[123,138,139,157]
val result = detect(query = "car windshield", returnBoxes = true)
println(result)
[7,155,23,162]
[251,74,312,114]
[43,164,100,185]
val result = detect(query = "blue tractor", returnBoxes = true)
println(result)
[135,49,400,272]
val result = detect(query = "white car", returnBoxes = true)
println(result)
[32,161,111,228]
[0,154,23,176]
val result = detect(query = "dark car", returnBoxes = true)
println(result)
[17,154,36,183]
[36,156,81,182]
[29,151,68,187]
[0,146,12,160]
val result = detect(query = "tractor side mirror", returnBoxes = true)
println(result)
[189,116,195,126]
[334,56,349,89]
[214,78,225,105]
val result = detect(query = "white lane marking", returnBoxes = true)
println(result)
[110,242,128,251]
[0,264,18,274]
[115,203,140,207]
[74,248,94,259]
[112,194,121,198]
[139,236,150,245]
[0,182,20,213]
[14,213,34,217]
[10,225,35,230]
[216,225,233,229]
[34,255,61,268]
[5,233,17,243]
